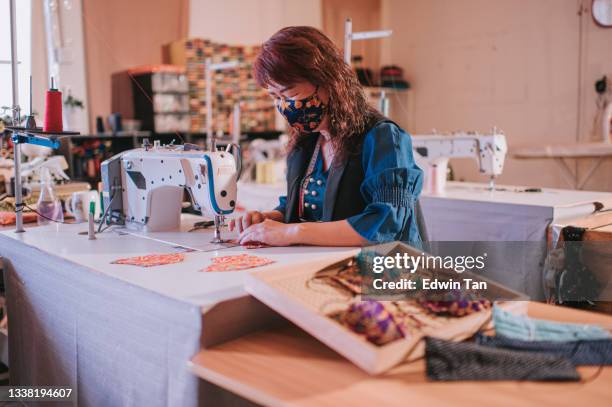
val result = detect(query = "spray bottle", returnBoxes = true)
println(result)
[36,167,64,225]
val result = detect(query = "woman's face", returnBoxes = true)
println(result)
[267,81,330,134]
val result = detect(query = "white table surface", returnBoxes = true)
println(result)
[423,181,612,208]
[421,181,612,223]
[239,180,612,219]
[0,215,357,308]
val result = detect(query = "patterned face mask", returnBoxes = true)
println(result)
[493,306,611,342]
[276,86,326,134]
[425,337,580,382]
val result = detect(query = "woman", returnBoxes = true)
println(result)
[230,26,422,247]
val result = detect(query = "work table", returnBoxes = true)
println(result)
[0,215,356,307]
[0,215,357,407]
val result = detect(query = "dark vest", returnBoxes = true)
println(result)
[283,119,392,224]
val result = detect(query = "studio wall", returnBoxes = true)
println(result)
[188,0,322,44]
[82,0,189,131]
[380,0,612,190]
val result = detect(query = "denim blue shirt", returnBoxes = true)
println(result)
[275,122,423,243]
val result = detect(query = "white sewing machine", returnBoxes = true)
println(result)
[0,155,70,195]
[411,129,508,193]
[101,140,241,242]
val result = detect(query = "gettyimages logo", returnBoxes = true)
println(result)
[371,252,488,274]
[362,251,492,298]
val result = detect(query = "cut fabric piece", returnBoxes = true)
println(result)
[203,254,275,272]
[419,298,491,317]
[340,300,406,346]
[418,289,491,317]
[493,306,611,342]
[228,239,270,249]
[0,211,38,226]
[112,253,185,267]
[425,337,580,382]
[475,333,612,366]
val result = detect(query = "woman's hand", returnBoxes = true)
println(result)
[228,211,267,233]
[238,219,299,247]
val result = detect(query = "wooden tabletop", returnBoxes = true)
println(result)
[190,302,612,407]
[512,142,612,159]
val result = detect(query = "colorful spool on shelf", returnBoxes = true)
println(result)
[43,78,63,133]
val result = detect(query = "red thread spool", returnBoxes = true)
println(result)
[43,81,63,133]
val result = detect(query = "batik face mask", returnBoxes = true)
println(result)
[493,306,611,342]
[276,87,326,133]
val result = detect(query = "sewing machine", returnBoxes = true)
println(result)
[412,129,508,193]
[0,155,70,195]
[101,140,242,242]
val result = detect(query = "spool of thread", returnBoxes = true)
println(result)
[43,78,63,133]
[88,201,96,240]
[88,212,96,240]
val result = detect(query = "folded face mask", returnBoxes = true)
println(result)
[475,333,612,366]
[493,306,611,342]
[425,337,580,382]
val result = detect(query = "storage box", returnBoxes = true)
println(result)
[245,242,527,374]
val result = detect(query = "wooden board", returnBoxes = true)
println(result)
[245,242,526,375]
[513,142,612,159]
[189,302,612,407]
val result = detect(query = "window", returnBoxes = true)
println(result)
[0,0,32,117]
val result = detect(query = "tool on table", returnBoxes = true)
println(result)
[411,128,508,193]
[188,220,215,232]
[88,201,96,240]
[35,167,64,226]
[101,139,242,243]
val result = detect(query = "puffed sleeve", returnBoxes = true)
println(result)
[274,195,287,215]
[347,122,423,243]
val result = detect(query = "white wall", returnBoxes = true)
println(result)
[0,0,31,117]
[31,0,48,120]
[189,0,322,44]
[381,0,612,190]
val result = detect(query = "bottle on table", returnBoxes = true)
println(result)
[36,168,64,225]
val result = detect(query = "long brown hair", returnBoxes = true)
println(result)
[254,26,382,159]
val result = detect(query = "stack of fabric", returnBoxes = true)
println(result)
[425,306,612,382]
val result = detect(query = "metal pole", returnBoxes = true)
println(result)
[10,0,19,119]
[232,102,241,145]
[9,0,24,233]
[343,18,352,65]
[13,143,24,233]
[379,89,389,116]
[205,57,213,151]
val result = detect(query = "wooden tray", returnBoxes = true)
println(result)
[245,242,527,375]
